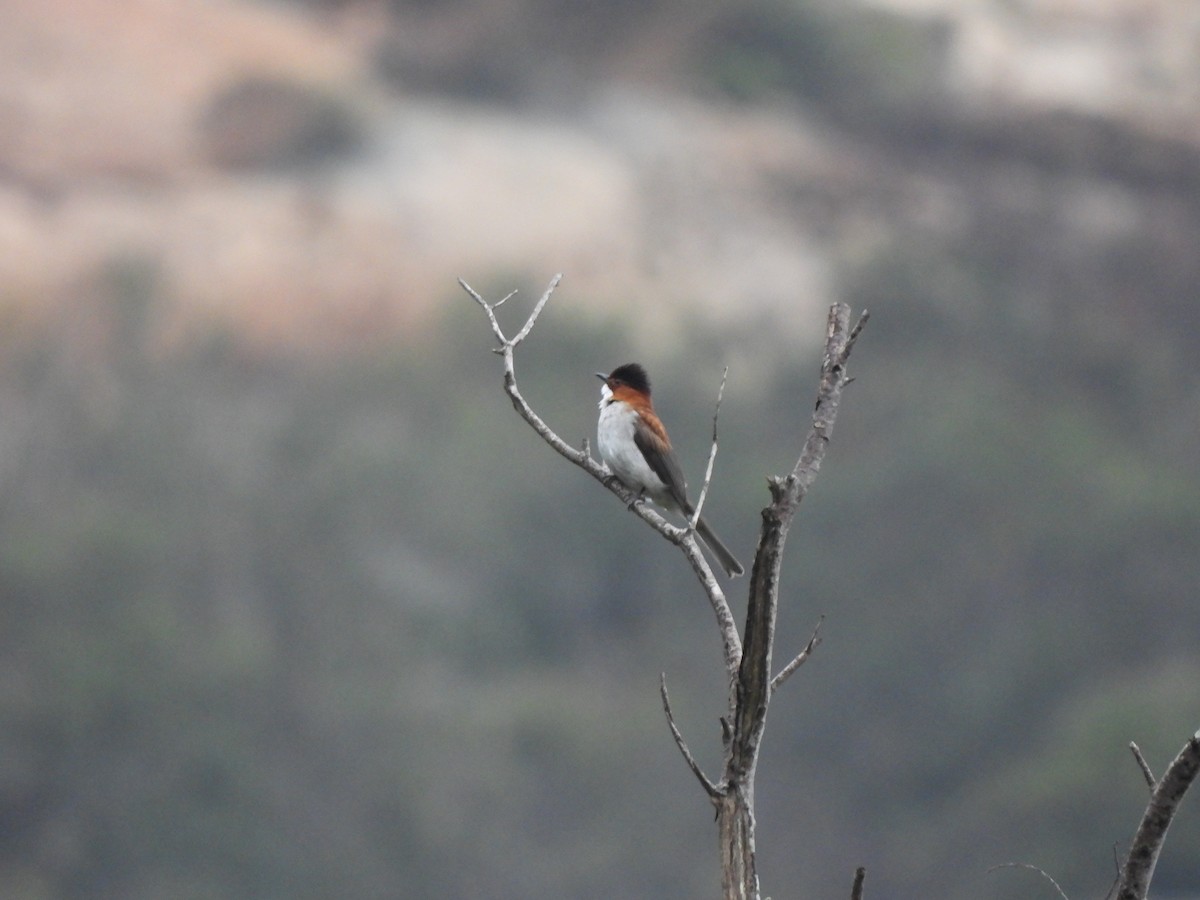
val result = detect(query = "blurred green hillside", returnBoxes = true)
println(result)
[2,245,1199,899]
[3,0,1200,898]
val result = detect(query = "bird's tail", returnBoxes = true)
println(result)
[695,516,745,578]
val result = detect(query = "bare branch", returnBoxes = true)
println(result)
[689,366,729,531]
[987,863,1069,900]
[673,537,743,679]
[850,866,866,900]
[660,673,721,799]
[770,616,823,694]
[1129,742,1156,791]
[460,274,598,469]
[1116,730,1200,900]
[461,275,743,681]
[668,580,735,681]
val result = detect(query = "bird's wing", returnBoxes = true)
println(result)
[633,419,692,512]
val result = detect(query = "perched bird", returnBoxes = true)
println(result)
[596,363,744,578]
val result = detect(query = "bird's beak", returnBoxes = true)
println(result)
[595,372,607,382]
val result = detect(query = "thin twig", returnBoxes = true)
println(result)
[511,274,562,346]
[660,673,721,799]
[770,616,824,694]
[1103,843,1122,900]
[1130,742,1156,791]
[689,366,728,531]
[850,867,866,900]
[846,310,870,354]
[986,863,1070,900]
[459,277,508,346]
[679,363,740,679]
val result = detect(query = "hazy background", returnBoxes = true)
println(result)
[2,0,1199,897]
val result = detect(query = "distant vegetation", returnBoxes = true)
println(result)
[200,77,365,170]
[699,0,949,122]
[2,236,1198,897]
[5,0,1200,896]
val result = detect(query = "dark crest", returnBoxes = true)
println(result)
[606,363,651,395]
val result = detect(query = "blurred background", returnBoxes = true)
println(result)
[2,0,1199,897]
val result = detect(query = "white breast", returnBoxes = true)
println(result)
[597,398,668,499]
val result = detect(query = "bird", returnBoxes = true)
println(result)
[596,363,744,578]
